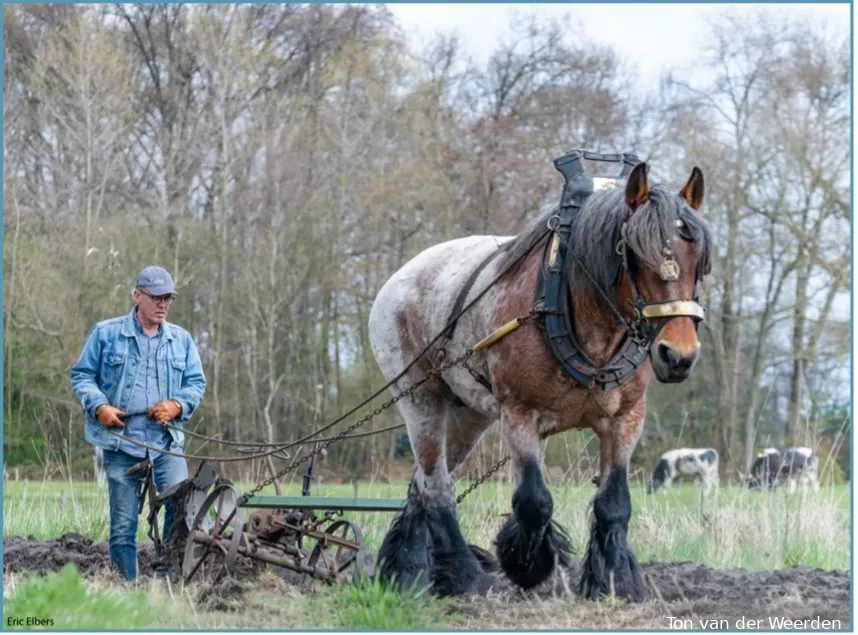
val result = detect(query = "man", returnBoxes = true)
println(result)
[71,265,206,581]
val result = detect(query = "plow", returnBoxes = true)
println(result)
[133,456,406,585]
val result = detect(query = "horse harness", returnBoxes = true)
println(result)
[441,150,706,395]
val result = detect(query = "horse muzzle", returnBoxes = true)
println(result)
[651,340,700,383]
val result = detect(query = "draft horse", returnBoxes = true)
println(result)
[368,155,712,601]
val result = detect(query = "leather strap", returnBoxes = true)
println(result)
[443,248,502,340]
[438,247,501,398]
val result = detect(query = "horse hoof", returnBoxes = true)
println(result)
[578,529,648,603]
[376,504,433,594]
[495,516,572,590]
[579,569,648,603]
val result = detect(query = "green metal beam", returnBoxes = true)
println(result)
[241,495,406,512]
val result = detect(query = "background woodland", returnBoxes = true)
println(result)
[3,4,850,484]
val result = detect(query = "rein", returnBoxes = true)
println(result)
[104,413,405,463]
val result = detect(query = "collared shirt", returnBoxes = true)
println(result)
[117,310,172,458]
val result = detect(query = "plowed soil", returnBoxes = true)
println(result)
[4,533,850,630]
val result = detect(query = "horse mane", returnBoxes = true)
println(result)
[498,184,713,307]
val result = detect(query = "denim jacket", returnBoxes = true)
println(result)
[70,307,207,451]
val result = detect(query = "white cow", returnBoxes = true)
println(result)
[647,448,719,493]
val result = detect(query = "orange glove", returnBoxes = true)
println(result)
[148,400,182,425]
[96,405,127,428]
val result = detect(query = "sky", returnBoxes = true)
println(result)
[386,3,849,85]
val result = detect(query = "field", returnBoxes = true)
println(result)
[3,477,852,629]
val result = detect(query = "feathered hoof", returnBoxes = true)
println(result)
[495,515,572,590]
[578,525,647,602]
[376,503,432,593]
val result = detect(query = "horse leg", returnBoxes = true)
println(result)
[495,404,571,589]
[377,478,432,592]
[421,409,496,596]
[444,409,500,575]
[378,398,493,596]
[376,393,441,593]
[579,414,648,602]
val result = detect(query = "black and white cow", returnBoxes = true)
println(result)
[646,448,719,493]
[92,446,106,488]
[748,447,819,492]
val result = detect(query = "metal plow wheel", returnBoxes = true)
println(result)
[183,481,246,582]
[307,519,366,581]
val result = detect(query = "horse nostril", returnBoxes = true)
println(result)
[657,342,697,372]
[657,342,678,367]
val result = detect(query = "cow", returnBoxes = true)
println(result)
[646,448,719,493]
[748,447,819,492]
[92,446,106,488]
[747,448,780,490]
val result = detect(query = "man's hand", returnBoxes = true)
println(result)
[96,404,127,428]
[148,400,182,425]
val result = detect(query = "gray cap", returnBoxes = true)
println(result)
[135,265,177,296]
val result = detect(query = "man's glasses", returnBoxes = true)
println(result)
[137,289,175,305]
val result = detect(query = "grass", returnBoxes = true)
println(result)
[3,476,850,629]
[3,477,850,570]
[322,573,456,629]
[4,565,163,630]
[3,564,456,630]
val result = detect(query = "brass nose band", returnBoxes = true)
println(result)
[641,300,705,321]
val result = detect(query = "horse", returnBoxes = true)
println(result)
[368,159,712,602]
[748,447,819,492]
[646,447,719,493]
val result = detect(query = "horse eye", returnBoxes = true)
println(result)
[674,218,694,242]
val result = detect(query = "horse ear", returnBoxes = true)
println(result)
[679,166,705,211]
[624,162,649,213]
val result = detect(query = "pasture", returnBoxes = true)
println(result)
[3,476,851,629]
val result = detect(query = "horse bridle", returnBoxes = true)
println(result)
[612,218,706,347]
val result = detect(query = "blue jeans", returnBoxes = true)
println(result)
[103,449,188,581]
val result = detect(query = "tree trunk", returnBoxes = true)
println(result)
[787,248,809,446]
